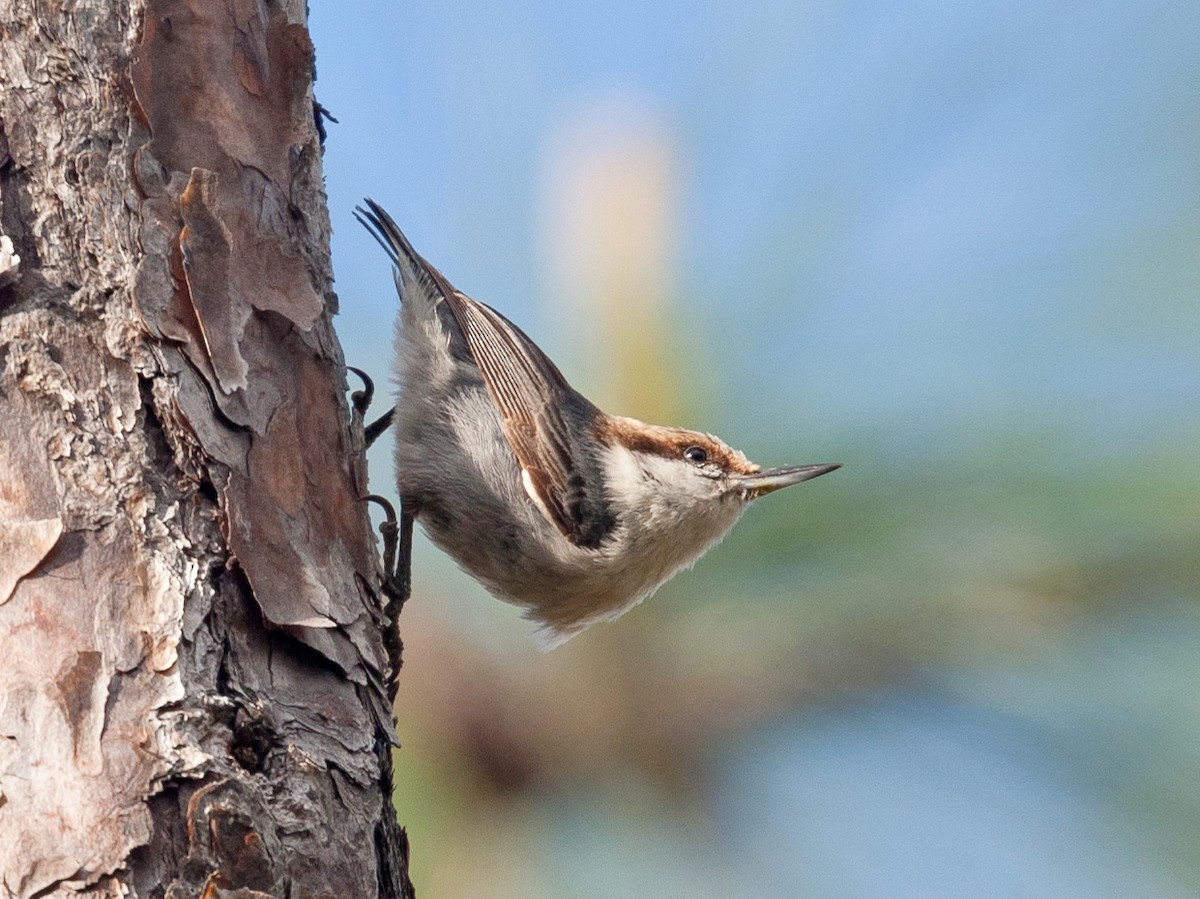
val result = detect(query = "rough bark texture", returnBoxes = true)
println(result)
[0,1,414,896]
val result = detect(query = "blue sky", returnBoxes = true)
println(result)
[316,0,1199,461]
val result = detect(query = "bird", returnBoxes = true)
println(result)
[355,199,839,648]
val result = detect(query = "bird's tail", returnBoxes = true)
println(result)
[354,198,457,304]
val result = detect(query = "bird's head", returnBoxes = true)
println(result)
[597,415,839,544]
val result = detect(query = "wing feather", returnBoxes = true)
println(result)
[455,298,593,539]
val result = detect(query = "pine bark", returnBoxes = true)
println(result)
[0,1,413,896]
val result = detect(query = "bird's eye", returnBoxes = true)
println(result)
[683,445,709,465]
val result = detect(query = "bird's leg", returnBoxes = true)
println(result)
[347,366,396,449]
[364,493,418,698]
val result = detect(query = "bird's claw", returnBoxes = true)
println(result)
[363,493,416,699]
[348,367,396,449]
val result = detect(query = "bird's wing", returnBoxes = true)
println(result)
[355,199,616,548]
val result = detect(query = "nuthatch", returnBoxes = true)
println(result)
[356,199,839,648]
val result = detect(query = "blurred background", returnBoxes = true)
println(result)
[312,1,1200,896]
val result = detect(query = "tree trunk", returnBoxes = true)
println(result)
[0,1,413,896]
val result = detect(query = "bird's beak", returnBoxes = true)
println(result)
[736,463,841,498]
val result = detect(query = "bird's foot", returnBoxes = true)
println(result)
[364,493,416,699]
[347,366,395,449]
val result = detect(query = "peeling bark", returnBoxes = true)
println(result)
[0,1,413,896]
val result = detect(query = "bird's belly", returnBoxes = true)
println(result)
[416,498,676,641]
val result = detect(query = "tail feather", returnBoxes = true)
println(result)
[353,198,407,268]
[356,198,474,363]
[354,198,460,304]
